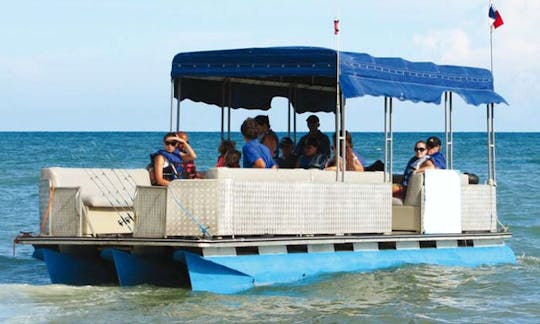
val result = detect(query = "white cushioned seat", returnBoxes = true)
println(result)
[42,167,151,208]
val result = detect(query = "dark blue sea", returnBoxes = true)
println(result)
[0,132,538,323]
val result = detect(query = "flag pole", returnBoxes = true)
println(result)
[334,17,343,181]
[490,18,494,74]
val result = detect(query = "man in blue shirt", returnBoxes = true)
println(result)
[241,118,276,168]
[426,136,446,169]
[415,136,447,173]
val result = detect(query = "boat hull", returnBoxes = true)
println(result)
[31,239,515,294]
[40,248,117,285]
[177,245,515,293]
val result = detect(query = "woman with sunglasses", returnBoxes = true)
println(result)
[393,140,429,198]
[150,132,196,186]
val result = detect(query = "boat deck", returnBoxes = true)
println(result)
[15,231,512,249]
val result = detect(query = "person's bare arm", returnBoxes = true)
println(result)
[154,155,171,186]
[353,158,364,172]
[178,138,197,162]
[252,158,266,168]
[415,159,434,174]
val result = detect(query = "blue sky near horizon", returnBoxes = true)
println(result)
[1,0,538,132]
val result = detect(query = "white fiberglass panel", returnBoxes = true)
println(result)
[423,170,462,234]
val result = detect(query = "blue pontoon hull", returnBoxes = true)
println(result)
[36,244,515,294]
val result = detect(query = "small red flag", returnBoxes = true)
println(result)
[334,19,340,35]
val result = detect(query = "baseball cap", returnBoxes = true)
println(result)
[426,136,442,149]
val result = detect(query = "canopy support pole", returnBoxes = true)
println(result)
[287,88,292,138]
[487,103,497,185]
[444,92,454,169]
[228,82,232,140]
[384,97,393,183]
[334,46,345,181]
[220,82,225,140]
[293,88,297,144]
[335,96,342,181]
[169,79,174,132]
[227,106,231,140]
[340,93,346,181]
[176,79,181,131]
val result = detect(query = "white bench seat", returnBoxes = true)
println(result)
[40,167,151,236]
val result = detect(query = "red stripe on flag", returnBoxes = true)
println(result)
[334,19,339,35]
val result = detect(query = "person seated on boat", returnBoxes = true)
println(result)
[254,115,279,160]
[325,131,364,171]
[295,115,331,159]
[393,140,429,198]
[149,132,196,186]
[216,139,236,167]
[224,149,241,168]
[276,137,298,169]
[345,130,368,167]
[177,131,201,179]
[415,136,447,173]
[241,118,276,169]
[296,136,327,169]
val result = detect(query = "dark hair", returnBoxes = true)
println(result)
[333,131,354,147]
[304,136,319,148]
[414,140,426,149]
[331,131,358,171]
[279,137,294,148]
[241,118,259,139]
[163,132,178,141]
[218,139,236,155]
[426,136,441,149]
[225,149,241,167]
[254,115,270,127]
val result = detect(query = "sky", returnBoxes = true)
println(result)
[1,0,538,132]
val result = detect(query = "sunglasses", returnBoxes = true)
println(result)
[164,140,178,146]
[415,147,426,152]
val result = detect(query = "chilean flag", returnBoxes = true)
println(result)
[489,4,504,29]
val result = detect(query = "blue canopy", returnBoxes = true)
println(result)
[171,47,506,113]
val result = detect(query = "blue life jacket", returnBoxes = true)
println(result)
[150,149,184,181]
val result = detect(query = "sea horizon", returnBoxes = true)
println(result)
[2,130,539,133]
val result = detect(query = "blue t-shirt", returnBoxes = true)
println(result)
[242,140,276,168]
[429,151,447,169]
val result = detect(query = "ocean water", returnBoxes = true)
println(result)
[0,131,539,323]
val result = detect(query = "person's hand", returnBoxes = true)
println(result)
[175,137,187,145]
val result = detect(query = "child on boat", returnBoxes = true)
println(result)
[224,149,241,168]
[149,132,196,186]
[216,139,236,167]
[177,131,201,179]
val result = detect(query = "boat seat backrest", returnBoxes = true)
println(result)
[403,172,423,206]
[206,168,312,181]
[310,170,384,183]
[205,168,384,184]
[402,172,469,207]
[41,167,151,208]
